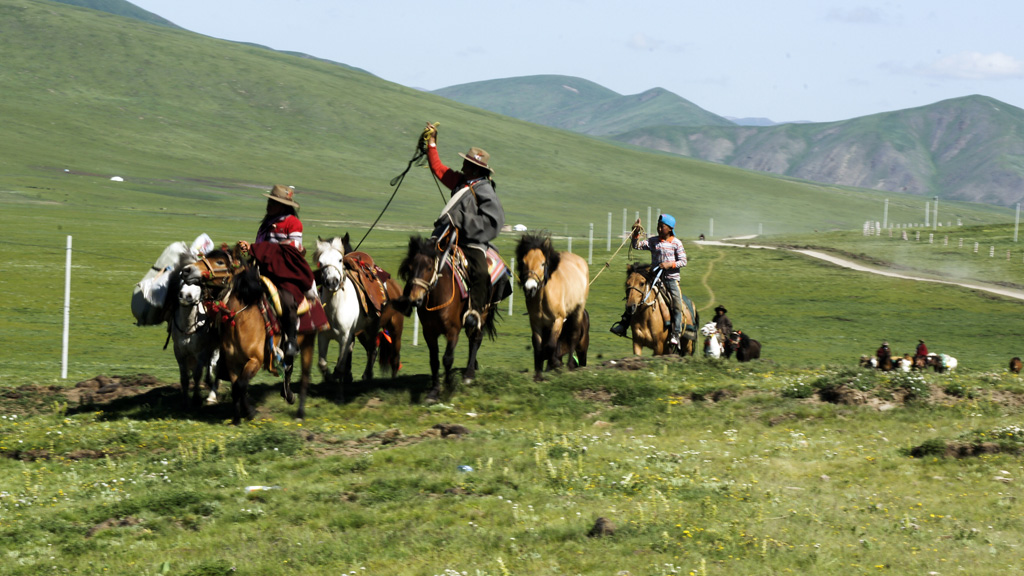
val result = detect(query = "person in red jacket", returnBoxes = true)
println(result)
[239,185,314,364]
[422,123,505,331]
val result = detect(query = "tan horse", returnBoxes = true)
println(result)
[623,263,698,356]
[192,247,316,423]
[515,233,590,380]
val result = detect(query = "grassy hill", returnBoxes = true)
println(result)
[612,95,1024,207]
[1,1,1009,243]
[433,75,736,135]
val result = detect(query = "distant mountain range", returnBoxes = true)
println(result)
[433,75,735,135]
[434,76,1024,207]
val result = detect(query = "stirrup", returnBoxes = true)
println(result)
[609,321,628,337]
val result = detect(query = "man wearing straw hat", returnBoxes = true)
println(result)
[423,123,505,331]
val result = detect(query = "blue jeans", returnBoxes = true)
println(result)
[662,277,683,337]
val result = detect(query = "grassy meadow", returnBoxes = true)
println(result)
[5,187,1024,575]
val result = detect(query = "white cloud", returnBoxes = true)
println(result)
[627,33,663,51]
[925,51,1024,79]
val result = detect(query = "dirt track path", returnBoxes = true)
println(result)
[697,237,1024,302]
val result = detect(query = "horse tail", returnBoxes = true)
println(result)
[483,305,500,341]
[376,328,400,375]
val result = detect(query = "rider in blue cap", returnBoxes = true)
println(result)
[610,214,688,350]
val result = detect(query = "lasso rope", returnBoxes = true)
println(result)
[588,223,643,286]
[354,122,447,251]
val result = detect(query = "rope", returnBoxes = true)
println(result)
[588,223,642,286]
[354,122,446,251]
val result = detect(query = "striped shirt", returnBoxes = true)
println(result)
[256,214,303,252]
[633,235,687,281]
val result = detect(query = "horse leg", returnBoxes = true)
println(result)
[463,330,484,385]
[531,329,545,381]
[357,330,378,382]
[317,331,334,384]
[175,351,193,410]
[425,334,443,403]
[295,335,314,420]
[544,318,565,372]
[232,358,260,424]
[203,348,220,405]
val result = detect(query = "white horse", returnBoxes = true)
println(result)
[169,279,220,408]
[314,237,372,390]
[701,322,723,358]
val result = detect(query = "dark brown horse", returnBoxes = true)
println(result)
[623,263,698,356]
[728,330,762,362]
[397,235,497,402]
[195,246,316,423]
[515,233,589,380]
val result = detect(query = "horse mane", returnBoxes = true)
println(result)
[231,265,264,306]
[398,235,436,282]
[625,262,652,287]
[515,232,560,281]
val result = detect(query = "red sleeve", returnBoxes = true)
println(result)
[427,144,461,190]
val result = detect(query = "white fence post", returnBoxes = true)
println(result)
[62,235,72,379]
[508,260,514,315]
[588,223,593,265]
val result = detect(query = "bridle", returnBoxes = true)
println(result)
[317,249,347,294]
[627,267,663,309]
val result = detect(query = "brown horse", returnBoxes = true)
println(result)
[397,235,497,402]
[193,246,316,423]
[623,263,698,356]
[515,233,590,380]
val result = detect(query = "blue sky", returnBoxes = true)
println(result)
[128,0,1024,123]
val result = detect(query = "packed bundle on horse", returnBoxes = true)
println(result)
[515,233,590,380]
[701,322,723,358]
[131,233,213,326]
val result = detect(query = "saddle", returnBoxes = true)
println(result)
[650,281,698,341]
[259,276,330,334]
[446,245,513,304]
[342,251,391,317]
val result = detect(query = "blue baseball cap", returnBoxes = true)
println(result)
[659,214,676,229]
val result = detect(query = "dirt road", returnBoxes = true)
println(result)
[697,237,1024,302]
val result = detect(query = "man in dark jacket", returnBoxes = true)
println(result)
[424,123,505,331]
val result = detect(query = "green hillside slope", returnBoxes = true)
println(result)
[434,75,735,136]
[0,0,1008,240]
[612,96,1024,207]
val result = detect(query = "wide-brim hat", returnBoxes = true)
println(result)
[264,184,299,208]
[458,147,493,173]
[715,305,727,313]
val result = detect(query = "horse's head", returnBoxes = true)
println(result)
[515,233,559,299]
[700,322,718,337]
[398,235,440,308]
[178,282,203,307]
[314,238,346,293]
[181,249,237,294]
[624,263,653,314]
